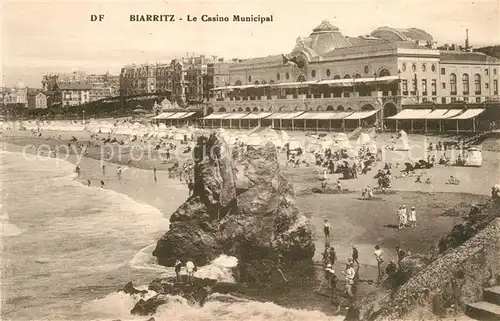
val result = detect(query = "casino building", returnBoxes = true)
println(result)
[203,21,500,132]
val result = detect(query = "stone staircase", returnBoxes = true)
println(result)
[466,286,500,321]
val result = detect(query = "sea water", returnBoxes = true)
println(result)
[1,151,341,321]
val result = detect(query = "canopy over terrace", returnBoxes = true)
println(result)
[203,112,232,128]
[449,109,486,133]
[156,111,196,126]
[210,75,401,101]
[386,109,432,132]
[219,112,249,129]
[294,111,353,131]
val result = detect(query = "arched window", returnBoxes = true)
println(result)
[326,105,334,111]
[252,107,259,112]
[237,107,243,111]
[344,74,351,79]
[333,75,341,80]
[450,73,457,95]
[379,69,391,77]
[462,74,469,94]
[337,105,345,111]
[245,107,251,112]
[254,80,259,85]
[248,75,252,83]
[326,69,331,77]
[285,72,290,80]
[354,73,362,79]
[474,74,481,94]
[317,105,323,111]
[269,80,275,84]
[235,80,242,86]
[277,73,280,80]
[311,70,316,78]
[261,80,267,85]
[218,107,227,112]
[297,75,306,82]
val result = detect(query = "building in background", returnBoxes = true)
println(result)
[42,71,119,102]
[1,83,28,107]
[54,83,91,107]
[206,21,499,121]
[27,91,48,109]
[120,55,217,105]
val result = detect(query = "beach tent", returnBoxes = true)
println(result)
[356,133,371,145]
[288,140,303,150]
[465,147,483,167]
[280,130,290,143]
[395,130,410,151]
[158,123,167,130]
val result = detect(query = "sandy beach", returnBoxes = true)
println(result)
[1,127,497,319]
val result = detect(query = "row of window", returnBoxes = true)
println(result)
[442,67,497,76]
[248,69,391,85]
[402,63,437,73]
[401,79,438,95]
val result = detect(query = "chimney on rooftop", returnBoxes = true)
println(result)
[465,29,469,49]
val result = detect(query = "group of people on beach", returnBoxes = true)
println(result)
[174,259,197,285]
[320,219,413,303]
[397,205,417,229]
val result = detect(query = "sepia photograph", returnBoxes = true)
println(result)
[1,0,499,320]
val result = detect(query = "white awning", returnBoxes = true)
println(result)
[316,79,352,86]
[450,109,486,120]
[331,111,354,119]
[152,112,176,119]
[163,112,188,119]
[435,109,463,119]
[281,111,305,119]
[343,110,379,120]
[266,112,292,119]
[176,112,196,119]
[386,109,432,120]
[274,81,318,88]
[203,113,231,120]
[223,113,249,120]
[241,112,273,119]
[424,109,450,119]
[294,112,340,119]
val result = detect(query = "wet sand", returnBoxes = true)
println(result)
[1,129,496,317]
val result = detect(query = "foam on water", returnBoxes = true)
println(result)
[83,291,345,321]
[1,148,343,321]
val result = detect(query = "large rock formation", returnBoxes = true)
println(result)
[153,133,315,271]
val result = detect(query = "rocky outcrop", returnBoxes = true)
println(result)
[153,134,315,271]
[349,218,500,321]
[130,277,241,316]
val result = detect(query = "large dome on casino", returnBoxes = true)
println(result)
[371,26,433,43]
[294,20,352,56]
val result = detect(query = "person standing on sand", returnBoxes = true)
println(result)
[342,262,356,299]
[352,246,359,266]
[373,245,384,283]
[329,246,337,266]
[100,180,105,188]
[153,167,157,183]
[397,205,405,229]
[174,260,182,282]
[324,219,331,246]
[116,166,122,179]
[396,245,407,269]
[186,260,195,285]
[87,180,91,187]
[102,164,106,176]
[409,206,417,228]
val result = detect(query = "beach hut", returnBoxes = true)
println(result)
[395,130,410,151]
[465,147,483,167]
[356,133,371,145]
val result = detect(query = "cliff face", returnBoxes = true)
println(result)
[350,206,500,321]
[153,134,315,268]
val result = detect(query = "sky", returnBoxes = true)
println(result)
[1,0,499,88]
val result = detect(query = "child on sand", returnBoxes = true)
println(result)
[409,206,417,228]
